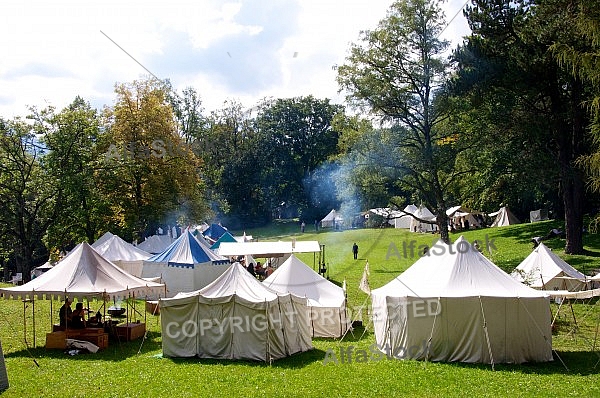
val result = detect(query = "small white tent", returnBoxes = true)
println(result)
[320,209,343,228]
[489,206,520,227]
[410,205,437,233]
[159,262,312,361]
[263,254,350,338]
[93,234,152,277]
[512,243,587,291]
[371,236,552,364]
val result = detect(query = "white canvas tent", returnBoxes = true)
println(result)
[31,262,54,279]
[371,236,552,364]
[93,234,152,277]
[511,243,587,291]
[159,262,312,361]
[320,209,343,228]
[489,206,520,227]
[447,206,482,229]
[137,234,175,254]
[141,230,230,297]
[0,242,165,301]
[91,231,114,249]
[263,254,350,338]
[410,205,437,233]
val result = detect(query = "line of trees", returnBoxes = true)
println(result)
[2,0,600,281]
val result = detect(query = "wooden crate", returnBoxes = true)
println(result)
[115,323,146,341]
[45,332,67,349]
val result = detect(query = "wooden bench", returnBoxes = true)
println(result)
[46,328,109,350]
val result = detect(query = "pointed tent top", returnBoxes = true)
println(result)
[512,242,586,287]
[0,242,164,300]
[94,234,151,261]
[91,231,115,248]
[263,254,344,307]
[202,223,228,243]
[147,230,228,267]
[210,231,237,250]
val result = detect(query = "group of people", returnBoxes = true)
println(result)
[244,259,274,279]
[59,298,87,329]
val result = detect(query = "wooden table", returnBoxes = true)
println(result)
[114,322,146,341]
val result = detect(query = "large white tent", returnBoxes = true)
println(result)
[511,243,587,291]
[489,206,520,227]
[447,206,482,229]
[263,254,350,338]
[93,234,152,277]
[371,236,552,364]
[159,262,312,361]
[141,230,230,297]
[0,242,165,301]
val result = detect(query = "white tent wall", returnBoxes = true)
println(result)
[113,260,144,278]
[308,306,349,338]
[160,293,311,361]
[374,296,552,363]
[142,262,229,297]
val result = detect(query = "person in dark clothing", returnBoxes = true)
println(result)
[352,243,359,260]
[59,298,73,327]
[247,262,257,277]
[71,302,87,329]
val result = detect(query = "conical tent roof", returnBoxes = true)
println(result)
[210,231,237,250]
[263,254,345,307]
[373,236,544,298]
[202,223,228,243]
[137,235,175,254]
[91,231,115,248]
[94,235,151,262]
[184,262,283,302]
[0,242,164,300]
[147,230,228,267]
[512,243,586,289]
[490,206,520,227]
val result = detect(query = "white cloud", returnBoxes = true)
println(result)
[0,0,470,118]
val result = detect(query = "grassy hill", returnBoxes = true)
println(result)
[0,220,599,397]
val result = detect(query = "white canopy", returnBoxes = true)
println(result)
[263,254,349,337]
[217,241,321,257]
[371,236,552,364]
[410,205,437,233]
[0,242,165,301]
[159,262,312,361]
[511,243,587,291]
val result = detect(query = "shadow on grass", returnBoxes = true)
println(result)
[5,331,163,362]
[156,347,328,369]
[436,350,600,375]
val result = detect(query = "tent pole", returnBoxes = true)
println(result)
[32,296,35,348]
[478,296,495,370]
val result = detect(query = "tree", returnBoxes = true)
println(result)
[41,97,110,248]
[0,117,56,281]
[336,0,460,243]
[100,78,209,240]
[254,96,343,221]
[457,0,594,253]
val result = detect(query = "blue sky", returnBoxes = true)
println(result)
[0,0,470,118]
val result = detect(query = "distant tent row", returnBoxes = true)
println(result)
[489,206,520,227]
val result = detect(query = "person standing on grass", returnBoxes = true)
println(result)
[352,242,359,260]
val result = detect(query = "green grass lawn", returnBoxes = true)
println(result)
[1,220,600,397]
